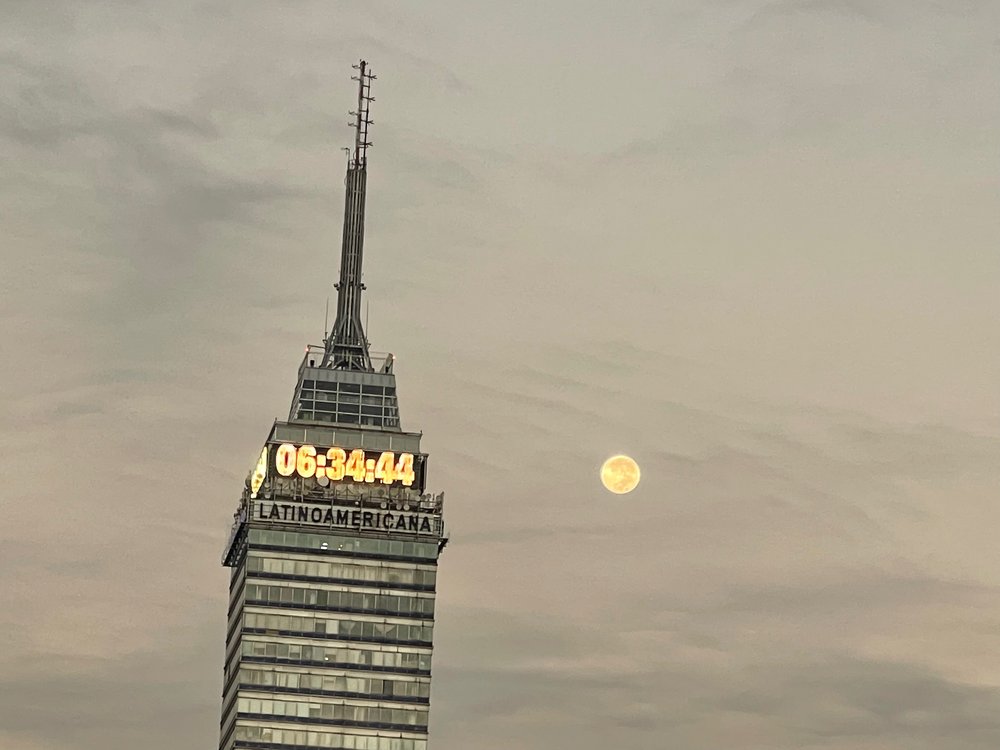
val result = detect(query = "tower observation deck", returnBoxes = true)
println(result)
[219,61,447,750]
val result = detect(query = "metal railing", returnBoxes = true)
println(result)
[298,344,395,376]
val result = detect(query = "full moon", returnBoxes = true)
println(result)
[600,454,641,494]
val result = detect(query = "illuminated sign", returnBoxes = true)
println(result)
[273,443,424,491]
[255,500,440,536]
[249,446,268,498]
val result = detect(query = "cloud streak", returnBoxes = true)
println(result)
[2,1,998,749]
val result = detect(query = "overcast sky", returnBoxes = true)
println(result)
[2,1,999,748]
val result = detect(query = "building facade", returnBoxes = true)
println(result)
[219,61,446,750]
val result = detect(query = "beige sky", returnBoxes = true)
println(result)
[2,1,999,749]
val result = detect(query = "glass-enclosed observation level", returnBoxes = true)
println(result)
[291,345,401,429]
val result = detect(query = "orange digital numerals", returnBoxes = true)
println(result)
[275,443,415,486]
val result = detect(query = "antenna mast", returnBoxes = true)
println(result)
[323,60,376,371]
[351,60,374,168]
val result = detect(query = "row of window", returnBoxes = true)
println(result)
[249,530,439,561]
[309,392,391,407]
[242,640,432,673]
[239,668,430,700]
[270,424,417,454]
[245,583,435,618]
[294,409,397,428]
[238,698,427,729]
[301,380,395,396]
[301,400,394,418]
[244,612,433,645]
[248,555,436,590]
[233,726,424,750]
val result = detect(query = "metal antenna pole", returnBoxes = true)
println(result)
[324,60,377,371]
[350,60,376,167]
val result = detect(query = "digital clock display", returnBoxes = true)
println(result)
[274,443,424,491]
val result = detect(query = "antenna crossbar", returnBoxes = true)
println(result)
[349,60,376,168]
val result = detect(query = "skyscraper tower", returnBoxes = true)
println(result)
[219,61,446,750]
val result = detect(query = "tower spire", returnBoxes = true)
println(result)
[324,60,376,370]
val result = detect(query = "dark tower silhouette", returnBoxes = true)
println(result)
[219,61,446,750]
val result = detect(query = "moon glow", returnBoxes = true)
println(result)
[600,454,641,494]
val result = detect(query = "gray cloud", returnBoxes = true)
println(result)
[2,1,998,749]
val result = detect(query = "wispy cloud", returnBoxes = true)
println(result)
[2,1,998,749]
